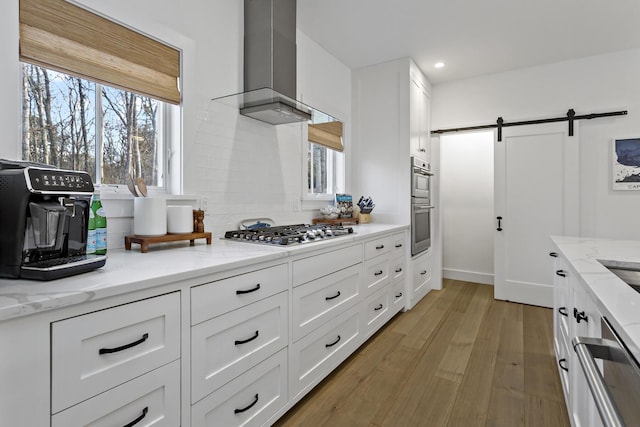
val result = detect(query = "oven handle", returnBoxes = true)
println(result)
[413,205,434,211]
[572,336,625,427]
[413,167,433,176]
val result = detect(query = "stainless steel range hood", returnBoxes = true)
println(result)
[212,0,335,125]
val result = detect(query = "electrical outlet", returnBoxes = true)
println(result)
[200,197,208,211]
[293,199,301,212]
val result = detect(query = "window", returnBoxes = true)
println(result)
[21,64,166,186]
[305,115,345,199]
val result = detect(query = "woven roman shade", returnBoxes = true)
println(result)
[308,121,344,152]
[19,0,181,104]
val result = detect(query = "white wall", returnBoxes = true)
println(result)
[432,48,640,241]
[0,0,351,244]
[440,132,494,284]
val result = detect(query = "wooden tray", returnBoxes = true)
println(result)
[124,232,212,253]
[311,217,359,226]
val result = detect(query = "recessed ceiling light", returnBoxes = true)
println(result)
[434,62,445,69]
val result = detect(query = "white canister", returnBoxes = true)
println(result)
[167,205,193,234]
[133,197,167,236]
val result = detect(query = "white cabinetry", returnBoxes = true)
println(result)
[51,292,181,421]
[410,70,431,161]
[551,251,603,427]
[408,249,432,309]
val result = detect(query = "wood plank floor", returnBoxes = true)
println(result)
[274,279,570,427]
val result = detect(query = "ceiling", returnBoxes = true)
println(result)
[297,0,640,84]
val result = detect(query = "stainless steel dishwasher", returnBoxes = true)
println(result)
[573,317,640,427]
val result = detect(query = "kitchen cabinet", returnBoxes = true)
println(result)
[353,58,438,306]
[410,70,431,161]
[408,248,432,309]
[0,226,408,427]
[551,251,603,427]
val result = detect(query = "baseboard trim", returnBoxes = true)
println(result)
[443,268,494,285]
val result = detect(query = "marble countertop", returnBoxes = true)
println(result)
[0,224,408,322]
[551,236,640,360]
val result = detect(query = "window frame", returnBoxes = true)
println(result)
[303,136,345,203]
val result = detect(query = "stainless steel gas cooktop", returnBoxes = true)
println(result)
[224,224,354,246]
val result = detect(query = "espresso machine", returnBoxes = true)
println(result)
[0,159,106,280]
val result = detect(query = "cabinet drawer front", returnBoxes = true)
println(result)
[191,348,288,427]
[391,256,405,282]
[363,255,390,296]
[412,250,432,293]
[292,264,361,342]
[52,360,180,427]
[293,244,362,286]
[290,308,360,398]
[51,292,180,413]
[364,235,393,260]
[364,287,391,338]
[192,263,288,325]
[391,279,406,314]
[391,232,406,259]
[191,292,288,403]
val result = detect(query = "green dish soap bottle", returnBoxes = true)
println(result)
[92,192,107,255]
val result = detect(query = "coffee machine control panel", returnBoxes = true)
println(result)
[25,167,94,194]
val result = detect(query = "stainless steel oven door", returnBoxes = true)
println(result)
[573,317,640,427]
[411,157,432,199]
[411,199,432,256]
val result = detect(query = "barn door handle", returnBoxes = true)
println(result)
[496,216,503,231]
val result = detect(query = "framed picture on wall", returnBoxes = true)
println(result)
[612,137,640,190]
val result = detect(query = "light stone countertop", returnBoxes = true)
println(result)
[551,235,640,361]
[0,223,408,322]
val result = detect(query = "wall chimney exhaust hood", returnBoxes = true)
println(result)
[212,0,337,125]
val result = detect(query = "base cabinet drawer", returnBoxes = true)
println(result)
[364,286,391,338]
[363,255,390,297]
[191,349,288,427]
[51,360,180,427]
[292,264,361,342]
[192,263,288,325]
[51,292,181,413]
[391,280,406,314]
[191,292,288,403]
[364,236,393,260]
[293,244,362,286]
[290,307,361,399]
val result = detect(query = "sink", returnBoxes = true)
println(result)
[599,260,640,292]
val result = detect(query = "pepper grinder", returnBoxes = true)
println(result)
[193,209,205,233]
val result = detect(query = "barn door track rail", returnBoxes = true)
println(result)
[431,109,628,141]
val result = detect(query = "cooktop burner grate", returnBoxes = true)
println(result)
[224,224,354,245]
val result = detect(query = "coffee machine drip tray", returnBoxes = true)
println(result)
[20,255,107,281]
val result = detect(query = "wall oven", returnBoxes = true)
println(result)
[411,156,432,199]
[411,156,433,256]
[573,317,640,426]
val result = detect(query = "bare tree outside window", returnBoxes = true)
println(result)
[21,64,163,186]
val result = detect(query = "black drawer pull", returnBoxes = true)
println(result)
[555,270,566,277]
[395,243,403,248]
[395,268,402,273]
[123,406,148,427]
[325,291,341,301]
[420,270,427,275]
[395,292,403,298]
[549,252,558,257]
[234,394,259,414]
[236,284,260,295]
[558,307,568,317]
[376,244,385,250]
[573,308,588,324]
[325,335,341,348]
[99,333,149,355]
[374,270,384,276]
[235,330,259,345]
[558,358,568,372]
[374,304,384,311]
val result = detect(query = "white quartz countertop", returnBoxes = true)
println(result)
[551,235,640,360]
[0,223,408,322]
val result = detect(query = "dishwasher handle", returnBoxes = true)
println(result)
[572,336,625,427]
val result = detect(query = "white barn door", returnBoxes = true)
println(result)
[494,122,579,307]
